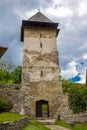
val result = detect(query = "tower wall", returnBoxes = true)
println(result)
[20,28,62,118]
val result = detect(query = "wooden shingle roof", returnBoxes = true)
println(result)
[0,47,7,58]
[28,11,52,23]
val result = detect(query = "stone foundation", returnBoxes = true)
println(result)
[61,93,87,123]
[0,84,21,113]
[0,117,28,130]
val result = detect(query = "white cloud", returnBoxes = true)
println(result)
[80,41,87,50]
[45,6,73,18]
[0,0,87,84]
[83,54,87,59]
[14,9,37,20]
[78,0,87,16]
[78,73,86,84]
[61,61,78,79]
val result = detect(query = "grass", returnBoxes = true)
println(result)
[23,120,50,130]
[42,104,48,112]
[0,112,24,122]
[56,120,70,129]
[56,120,87,130]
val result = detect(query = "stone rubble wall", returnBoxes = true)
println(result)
[61,93,87,123]
[0,84,21,113]
[0,84,87,123]
[0,117,28,130]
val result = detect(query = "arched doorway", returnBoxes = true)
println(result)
[36,100,49,117]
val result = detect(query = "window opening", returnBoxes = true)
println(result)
[41,71,43,77]
[40,42,42,48]
[40,34,42,37]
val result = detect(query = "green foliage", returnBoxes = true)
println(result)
[0,98,12,113]
[62,79,73,92]
[23,120,50,130]
[0,70,11,83]
[0,60,15,84]
[68,85,87,114]
[0,112,24,122]
[42,104,48,112]
[0,60,15,72]
[62,79,87,114]
[11,66,22,84]
[0,60,22,84]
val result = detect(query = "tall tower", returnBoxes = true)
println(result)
[20,11,62,118]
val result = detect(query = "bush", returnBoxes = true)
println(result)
[0,98,12,113]
[11,66,22,84]
[68,85,87,114]
[62,79,87,114]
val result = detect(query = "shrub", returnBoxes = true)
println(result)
[0,98,12,113]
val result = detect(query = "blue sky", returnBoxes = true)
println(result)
[0,0,87,83]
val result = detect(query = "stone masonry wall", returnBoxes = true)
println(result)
[0,117,28,130]
[61,93,87,123]
[20,79,62,118]
[0,84,20,113]
[20,28,63,118]
[0,84,87,122]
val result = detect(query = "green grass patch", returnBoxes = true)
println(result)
[56,120,87,130]
[23,120,50,130]
[71,123,87,130]
[0,112,24,122]
[42,104,48,112]
[56,120,70,129]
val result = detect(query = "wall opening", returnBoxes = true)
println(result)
[36,100,49,117]
[40,34,42,38]
[41,71,43,78]
[40,42,42,48]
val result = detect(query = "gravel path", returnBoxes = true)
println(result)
[45,125,70,130]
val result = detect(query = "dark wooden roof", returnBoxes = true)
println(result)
[20,11,60,42]
[28,12,52,23]
[0,47,8,58]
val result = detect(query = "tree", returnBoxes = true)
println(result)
[68,84,87,114]
[0,60,15,84]
[11,66,22,84]
[0,60,15,72]
[62,79,87,114]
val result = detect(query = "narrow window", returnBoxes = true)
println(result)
[40,42,42,48]
[40,34,42,37]
[41,71,43,77]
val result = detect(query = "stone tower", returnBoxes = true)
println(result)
[20,11,62,118]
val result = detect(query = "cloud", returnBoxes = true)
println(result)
[78,0,87,16]
[45,6,73,19]
[83,54,87,60]
[61,61,78,79]
[0,0,87,83]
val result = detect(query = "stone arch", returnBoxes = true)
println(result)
[36,100,49,117]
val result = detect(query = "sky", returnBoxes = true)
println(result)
[0,0,87,83]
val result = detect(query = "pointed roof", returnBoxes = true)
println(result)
[28,11,52,23]
[0,47,8,58]
[20,11,60,42]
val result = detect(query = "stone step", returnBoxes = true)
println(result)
[36,119,56,125]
